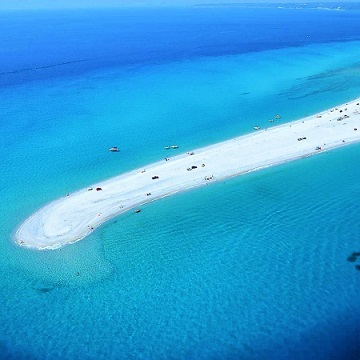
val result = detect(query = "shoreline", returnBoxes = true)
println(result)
[15,98,360,250]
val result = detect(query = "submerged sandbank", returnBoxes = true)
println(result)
[15,99,360,249]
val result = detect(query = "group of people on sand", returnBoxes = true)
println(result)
[86,149,215,220]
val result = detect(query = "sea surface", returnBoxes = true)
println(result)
[1,6,360,359]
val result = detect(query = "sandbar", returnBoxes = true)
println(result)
[15,99,360,249]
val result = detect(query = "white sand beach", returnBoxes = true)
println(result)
[15,99,360,250]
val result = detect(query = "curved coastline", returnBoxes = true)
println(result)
[15,99,360,250]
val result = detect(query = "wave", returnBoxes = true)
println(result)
[0,58,91,76]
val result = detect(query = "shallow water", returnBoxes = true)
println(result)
[1,7,360,359]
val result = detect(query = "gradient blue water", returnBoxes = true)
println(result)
[1,7,360,359]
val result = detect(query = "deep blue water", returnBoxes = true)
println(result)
[1,7,360,359]
[2,7,360,86]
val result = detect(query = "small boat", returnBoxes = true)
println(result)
[171,145,179,149]
[109,147,119,152]
[135,209,141,213]
[274,114,281,119]
[164,146,170,150]
[253,126,261,130]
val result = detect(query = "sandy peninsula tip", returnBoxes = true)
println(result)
[15,99,360,249]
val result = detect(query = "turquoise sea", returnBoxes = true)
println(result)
[1,6,360,359]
